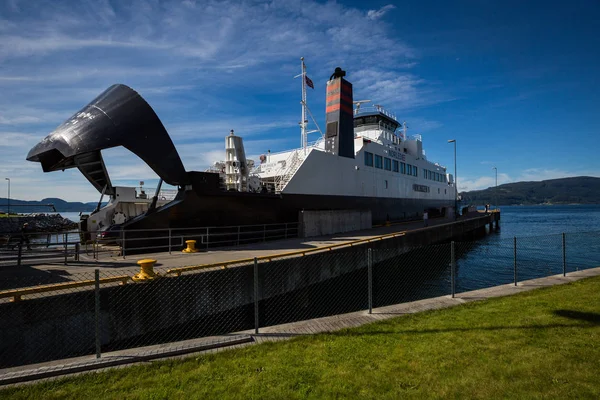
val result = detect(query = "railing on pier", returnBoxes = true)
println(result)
[0,222,302,267]
[0,230,81,267]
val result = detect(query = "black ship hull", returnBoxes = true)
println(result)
[125,187,452,231]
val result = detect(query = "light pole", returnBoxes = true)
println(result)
[492,167,497,211]
[4,178,9,216]
[448,140,457,219]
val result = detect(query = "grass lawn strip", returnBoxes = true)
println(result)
[2,276,600,399]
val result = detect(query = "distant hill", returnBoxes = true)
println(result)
[460,176,600,206]
[0,197,100,213]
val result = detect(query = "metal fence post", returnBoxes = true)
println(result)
[367,248,373,314]
[95,269,101,359]
[562,232,566,277]
[254,257,260,334]
[17,241,22,266]
[122,229,126,259]
[75,243,80,261]
[168,228,172,254]
[64,232,68,265]
[451,241,456,298]
[206,227,209,250]
[513,236,517,286]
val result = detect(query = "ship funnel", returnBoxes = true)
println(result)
[325,67,354,158]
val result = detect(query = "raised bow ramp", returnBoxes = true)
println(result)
[26,84,187,195]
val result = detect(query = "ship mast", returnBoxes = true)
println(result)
[294,57,322,154]
[300,57,308,152]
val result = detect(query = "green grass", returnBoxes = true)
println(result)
[0,213,22,218]
[3,277,600,399]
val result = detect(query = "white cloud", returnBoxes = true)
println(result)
[367,5,396,20]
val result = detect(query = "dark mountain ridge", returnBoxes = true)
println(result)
[0,197,100,213]
[461,176,600,206]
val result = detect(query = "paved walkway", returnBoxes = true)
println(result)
[1,266,597,386]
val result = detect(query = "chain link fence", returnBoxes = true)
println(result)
[1,231,599,370]
[372,243,452,308]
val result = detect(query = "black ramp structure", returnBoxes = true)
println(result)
[26,84,187,195]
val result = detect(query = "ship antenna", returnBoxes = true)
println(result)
[301,57,307,152]
[295,57,322,154]
[291,57,309,153]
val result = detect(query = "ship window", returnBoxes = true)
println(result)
[445,189,447,194]
[392,160,399,172]
[385,180,388,189]
[414,167,418,177]
[438,188,440,194]
[375,155,383,169]
[384,157,392,171]
[401,162,406,174]
[364,152,374,167]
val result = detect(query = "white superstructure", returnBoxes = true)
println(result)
[254,108,454,203]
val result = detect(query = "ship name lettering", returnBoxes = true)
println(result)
[388,150,405,161]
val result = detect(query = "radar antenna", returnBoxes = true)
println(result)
[353,100,371,114]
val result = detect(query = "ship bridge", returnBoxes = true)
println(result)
[353,105,403,147]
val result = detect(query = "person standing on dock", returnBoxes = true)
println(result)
[20,223,32,251]
[423,211,429,227]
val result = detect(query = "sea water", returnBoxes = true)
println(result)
[453,204,600,293]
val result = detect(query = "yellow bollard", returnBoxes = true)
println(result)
[182,240,198,253]
[132,259,159,282]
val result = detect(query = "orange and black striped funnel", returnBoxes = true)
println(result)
[324,67,354,159]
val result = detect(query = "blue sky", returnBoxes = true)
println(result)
[1,0,599,202]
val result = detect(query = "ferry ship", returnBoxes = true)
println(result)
[26,61,456,234]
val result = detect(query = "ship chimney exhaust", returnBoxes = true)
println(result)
[325,67,354,158]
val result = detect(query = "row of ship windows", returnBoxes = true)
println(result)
[365,152,417,176]
[364,152,445,182]
[423,169,446,183]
